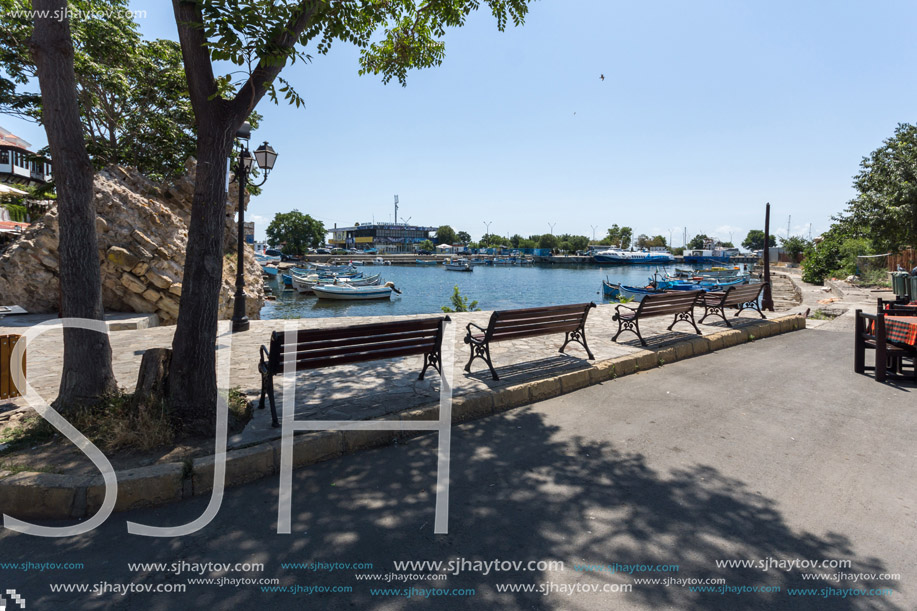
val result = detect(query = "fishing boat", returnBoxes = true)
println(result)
[673,266,742,279]
[444,258,473,272]
[261,264,279,277]
[292,272,381,294]
[415,259,438,265]
[602,279,665,301]
[307,262,357,274]
[594,247,675,265]
[312,282,400,300]
[682,246,740,265]
[656,277,749,291]
[368,257,392,265]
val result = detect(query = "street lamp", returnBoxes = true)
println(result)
[230,127,278,333]
[548,222,557,235]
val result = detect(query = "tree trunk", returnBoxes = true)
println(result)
[30,0,117,410]
[167,122,234,436]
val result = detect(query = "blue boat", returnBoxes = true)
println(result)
[602,279,665,302]
[682,247,740,265]
[281,274,293,287]
[415,259,438,265]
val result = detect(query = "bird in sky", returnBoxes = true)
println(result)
[600,74,605,81]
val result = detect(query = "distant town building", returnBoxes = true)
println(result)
[0,126,52,188]
[243,221,254,244]
[329,222,437,253]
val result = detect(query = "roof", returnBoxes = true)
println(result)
[0,126,32,151]
[332,223,437,232]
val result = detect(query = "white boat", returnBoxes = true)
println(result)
[593,247,675,264]
[292,272,382,294]
[311,282,399,300]
[444,258,473,272]
[369,257,392,265]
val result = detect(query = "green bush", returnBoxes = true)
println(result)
[802,235,871,284]
[442,285,479,313]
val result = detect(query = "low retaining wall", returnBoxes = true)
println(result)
[0,314,806,520]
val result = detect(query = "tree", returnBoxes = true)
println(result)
[538,234,557,249]
[509,234,523,248]
[1,0,196,182]
[717,240,734,248]
[265,210,325,255]
[835,122,917,252]
[780,236,811,261]
[435,225,456,245]
[604,225,633,249]
[742,230,776,251]
[167,0,534,435]
[456,230,471,244]
[687,234,711,249]
[418,239,435,252]
[441,285,479,313]
[28,0,117,409]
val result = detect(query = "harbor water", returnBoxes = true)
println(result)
[260,263,741,319]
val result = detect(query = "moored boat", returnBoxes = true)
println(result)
[311,282,399,300]
[602,279,665,301]
[444,258,473,272]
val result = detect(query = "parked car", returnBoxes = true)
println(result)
[265,248,283,257]
[347,248,359,254]
[417,249,434,255]
[364,247,378,254]
[316,248,331,254]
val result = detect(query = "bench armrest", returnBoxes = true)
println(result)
[614,303,637,314]
[259,345,271,373]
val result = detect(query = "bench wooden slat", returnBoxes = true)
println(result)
[492,315,588,332]
[490,322,590,343]
[290,336,440,363]
[282,328,439,354]
[612,292,703,346]
[0,336,9,399]
[698,283,767,327]
[279,317,445,345]
[492,303,595,322]
[293,343,440,371]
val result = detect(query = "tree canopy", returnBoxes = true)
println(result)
[742,230,776,251]
[265,210,325,255]
[604,225,633,249]
[435,225,456,245]
[0,0,196,181]
[456,230,471,244]
[834,122,917,252]
[635,234,667,249]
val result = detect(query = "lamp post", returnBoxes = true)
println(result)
[230,127,278,333]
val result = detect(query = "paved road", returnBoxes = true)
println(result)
[1,320,914,610]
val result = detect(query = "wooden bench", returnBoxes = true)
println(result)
[259,316,450,427]
[878,297,917,316]
[463,303,596,380]
[1,335,25,401]
[698,282,768,326]
[854,309,916,382]
[611,291,704,346]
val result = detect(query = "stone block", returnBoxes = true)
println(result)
[455,392,496,420]
[192,445,274,495]
[492,385,528,413]
[107,246,140,271]
[131,229,158,252]
[609,355,637,376]
[341,428,398,453]
[145,270,172,290]
[86,463,184,513]
[529,376,561,402]
[560,369,592,394]
[0,473,77,520]
[634,350,658,372]
[157,295,180,318]
[142,288,161,303]
[590,360,617,384]
[168,282,182,296]
[674,340,694,360]
[120,272,147,294]
[655,346,677,366]
[399,406,439,439]
[131,261,150,276]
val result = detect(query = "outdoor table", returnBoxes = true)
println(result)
[885,315,917,347]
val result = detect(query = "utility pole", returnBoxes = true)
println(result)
[548,222,557,235]
[394,195,399,226]
[787,215,791,240]
[483,220,492,241]
[762,203,774,311]
[590,224,598,242]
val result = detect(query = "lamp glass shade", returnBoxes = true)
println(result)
[253,142,277,171]
[240,150,254,172]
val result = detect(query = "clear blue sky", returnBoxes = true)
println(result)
[5,0,916,246]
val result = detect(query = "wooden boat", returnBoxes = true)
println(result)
[444,258,473,272]
[416,259,438,265]
[368,257,392,265]
[312,282,399,300]
[602,279,665,302]
[261,264,279,277]
[292,272,381,294]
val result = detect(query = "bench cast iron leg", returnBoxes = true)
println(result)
[265,374,279,428]
[699,305,729,327]
[612,317,645,346]
[560,328,595,359]
[668,311,701,335]
[258,371,267,410]
[419,349,441,380]
[735,301,766,319]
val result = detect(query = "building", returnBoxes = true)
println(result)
[328,222,437,253]
[243,221,255,244]
[0,127,52,188]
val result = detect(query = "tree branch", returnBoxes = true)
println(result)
[230,0,321,121]
[172,0,223,118]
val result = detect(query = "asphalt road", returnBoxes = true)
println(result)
[1,320,914,610]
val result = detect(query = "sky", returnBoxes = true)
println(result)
[4,0,917,246]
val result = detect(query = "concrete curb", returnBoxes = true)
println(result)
[0,314,806,521]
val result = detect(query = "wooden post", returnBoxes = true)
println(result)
[762,202,775,311]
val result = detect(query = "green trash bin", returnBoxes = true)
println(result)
[908,275,917,300]
[891,272,909,297]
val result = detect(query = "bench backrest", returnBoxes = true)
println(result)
[266,316,449,374]
[634,291,703,317]
[718,282,767,306]
[0,334,24,400]
[487,303,595,342]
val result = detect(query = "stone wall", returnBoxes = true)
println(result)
[0,160,263,324]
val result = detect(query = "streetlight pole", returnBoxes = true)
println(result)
[548,222,557,235]
[590,224,598,242]
[231,126,278,333]
[483,220,492,240]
